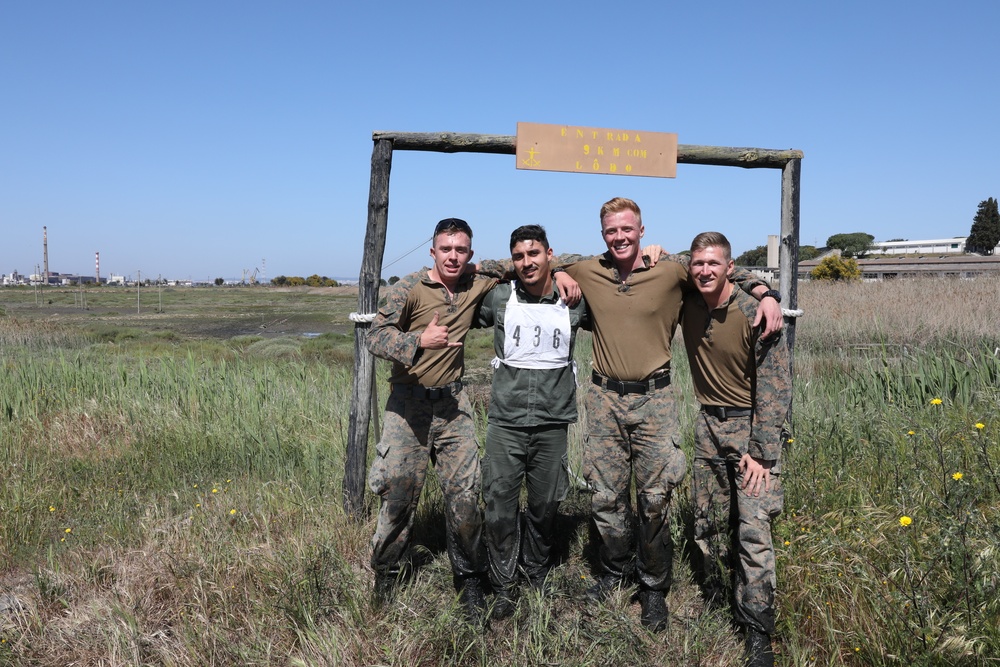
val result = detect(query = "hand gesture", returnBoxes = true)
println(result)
[420,311,462,349]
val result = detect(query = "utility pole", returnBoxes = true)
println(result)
[136,270,141,314]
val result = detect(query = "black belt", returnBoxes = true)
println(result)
[592,371,670,396]
[392,380,463,400]
[701,405,752,420]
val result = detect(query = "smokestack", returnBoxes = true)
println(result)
[96,252,100,284]
[43,226,49,284]
[767,234,779,269]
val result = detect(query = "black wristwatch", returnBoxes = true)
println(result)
[762,289,782,303]
[551,267,567,277]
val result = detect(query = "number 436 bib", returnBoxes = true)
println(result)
[496,282,571,370]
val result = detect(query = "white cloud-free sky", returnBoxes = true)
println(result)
[3,1,997,281]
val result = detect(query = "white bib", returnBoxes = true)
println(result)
[493,282,572,370]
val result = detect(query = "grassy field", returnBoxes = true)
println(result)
[0,281,997,666]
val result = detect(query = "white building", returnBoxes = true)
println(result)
[870,238,968,255]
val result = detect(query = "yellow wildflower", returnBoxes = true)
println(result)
[930,398,943,405]
[907,430,915,435]
[899,516,912,527]
[975,423,985,430]
[64,528,72,534]
[952,472,963,481]
[229,509,237,515]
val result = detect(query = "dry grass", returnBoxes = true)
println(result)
[796,276,1000,352]
[1,280,998,665]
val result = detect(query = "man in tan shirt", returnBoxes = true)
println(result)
[558,197,782,632]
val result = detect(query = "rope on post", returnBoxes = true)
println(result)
[782,308,804,318]
[349,312,377,323]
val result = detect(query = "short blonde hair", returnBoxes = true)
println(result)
[599,197,641,227]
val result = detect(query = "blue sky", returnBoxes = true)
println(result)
[3,1,998,282]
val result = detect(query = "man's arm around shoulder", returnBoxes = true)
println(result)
[367,272,423,366]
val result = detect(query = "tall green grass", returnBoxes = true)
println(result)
[0,280,997,665]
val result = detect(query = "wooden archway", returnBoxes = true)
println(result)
[343,131,803,517]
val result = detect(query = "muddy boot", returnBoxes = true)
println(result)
[637,588,669,633]
[585,575,623,602]
[458,576,488,627]
[491,588,516,620]
[371,572,399,610]
[745,628,774,667]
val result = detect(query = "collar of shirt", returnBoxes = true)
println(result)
[599,251,652,273]
[420,269,476,288]
[513,281,560,304]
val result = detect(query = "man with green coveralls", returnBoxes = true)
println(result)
[475,224,589,619]
[681,231,791,667]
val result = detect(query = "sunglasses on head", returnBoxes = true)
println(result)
[434,218,472,237]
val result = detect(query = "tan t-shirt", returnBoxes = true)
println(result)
[368,270,498,387]
[565,254,690,382]
[681,287,755,408]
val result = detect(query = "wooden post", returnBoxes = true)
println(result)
[779,157,802,370]
[343,138,393,518]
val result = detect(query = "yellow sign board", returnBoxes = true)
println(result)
[516,122,677,178]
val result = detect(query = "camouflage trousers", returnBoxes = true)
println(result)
[482,422,570,592]
[583,383,687,591]
[367,388,487,582]
[692,411,783,635]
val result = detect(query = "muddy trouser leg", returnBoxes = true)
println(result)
[692,411,733,592]
[583,387,635,581]
[368,392,432,576]
[482,422,529,591]
[732,462,783,635]
[431,389,488,585]
[520,423,570,582]
[628,386,687,592]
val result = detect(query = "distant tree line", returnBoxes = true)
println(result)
[270,275,340,287]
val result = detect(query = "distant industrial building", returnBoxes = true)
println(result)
[739,235,1000,283]
[871,238,968,255]
[797,252,1000,281]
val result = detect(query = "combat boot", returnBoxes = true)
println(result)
[637,588,669,633]
[585,574,623,602]
[745,628,774,667]
[490,588,516,620]
[458,576,488,626]
[371,572,398,609]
